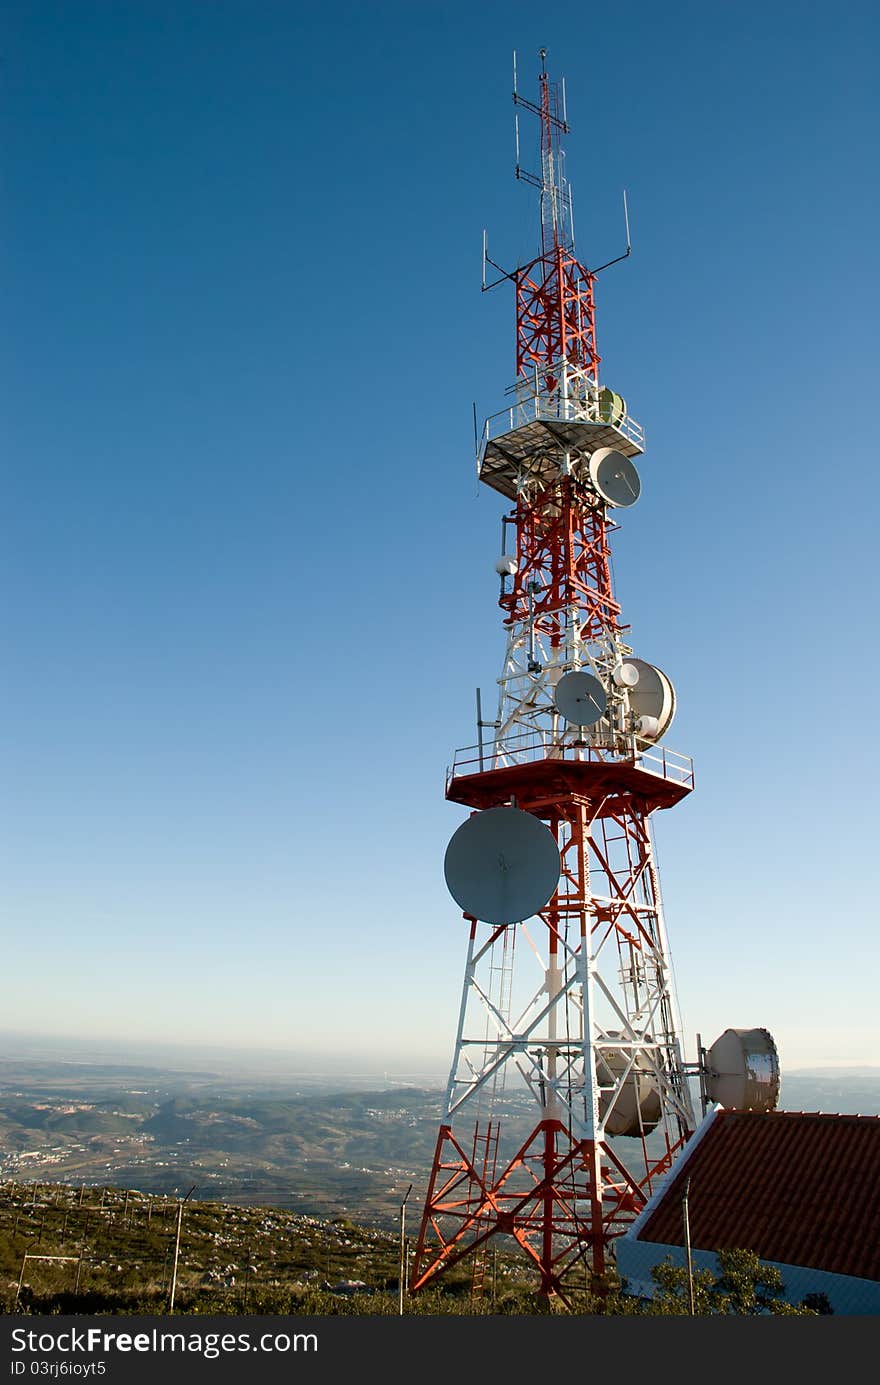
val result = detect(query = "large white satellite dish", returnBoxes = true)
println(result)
[444,806,561,925]
[554,671,607,727]
[626,658,676,742]
[588,447,641,508]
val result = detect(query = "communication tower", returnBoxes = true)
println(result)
[411,52,778,1305]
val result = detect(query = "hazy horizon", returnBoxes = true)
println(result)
[2,1029,877,1082]
[0,1029,449,1082]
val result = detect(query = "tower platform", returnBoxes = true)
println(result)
[479,402,645,503]
[446,736,693,816]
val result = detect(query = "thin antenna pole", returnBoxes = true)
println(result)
[589,189,634,275]
[526,587,534,667]
[561,77,568,126]
[399,1183,413,1315]
[168,1185,197,1314]
[527,582,538,670]
[682,1177,696,1315]
[696,1031,708,1115]
[482,230,487,290]
[512,49,518,97]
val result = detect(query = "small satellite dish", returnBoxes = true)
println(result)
[705,1028,780,1112]
[554,671,607,726]
[588,447,642,508]
[626,658,676,742]
[444,806,561,925]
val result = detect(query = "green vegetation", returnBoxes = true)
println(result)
[0,1181,532,1316]
[639,1249,820,1316]
[0,1183,822,1317]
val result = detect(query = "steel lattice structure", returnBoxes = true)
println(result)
[411,53,697,1305]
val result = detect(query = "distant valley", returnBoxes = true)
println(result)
[0,1052,876,1232]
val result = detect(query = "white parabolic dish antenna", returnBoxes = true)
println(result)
[555,670,607,726]
[627,658,676,742]
[597,1037,662,1138]
[705,1028,780,1112]
[587,447,642,508]
[444,806,562,925]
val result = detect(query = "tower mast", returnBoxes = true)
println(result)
[412,52,698,1304]
[512,48,598,383]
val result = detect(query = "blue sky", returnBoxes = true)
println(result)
[2,1,878,1074]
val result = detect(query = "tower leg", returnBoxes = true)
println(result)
[412,1119,623,1304]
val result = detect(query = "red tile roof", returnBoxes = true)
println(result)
[636,1109,880,1281]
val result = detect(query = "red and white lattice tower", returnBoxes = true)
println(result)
[411,53,697,1303]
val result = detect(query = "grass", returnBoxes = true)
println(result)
[0,1180,553,1316]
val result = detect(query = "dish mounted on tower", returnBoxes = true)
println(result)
[444,805,561,926]
[411,49,778,1306]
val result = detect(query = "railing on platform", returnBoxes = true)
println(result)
[447,729,694,792]
[478,359,646,455]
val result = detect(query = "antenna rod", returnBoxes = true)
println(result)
[399,1183,413,1315]
[697,1032,708,1115]
[527,582,540,672]
[590,191,634,275]
[682,1178,696,1316]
